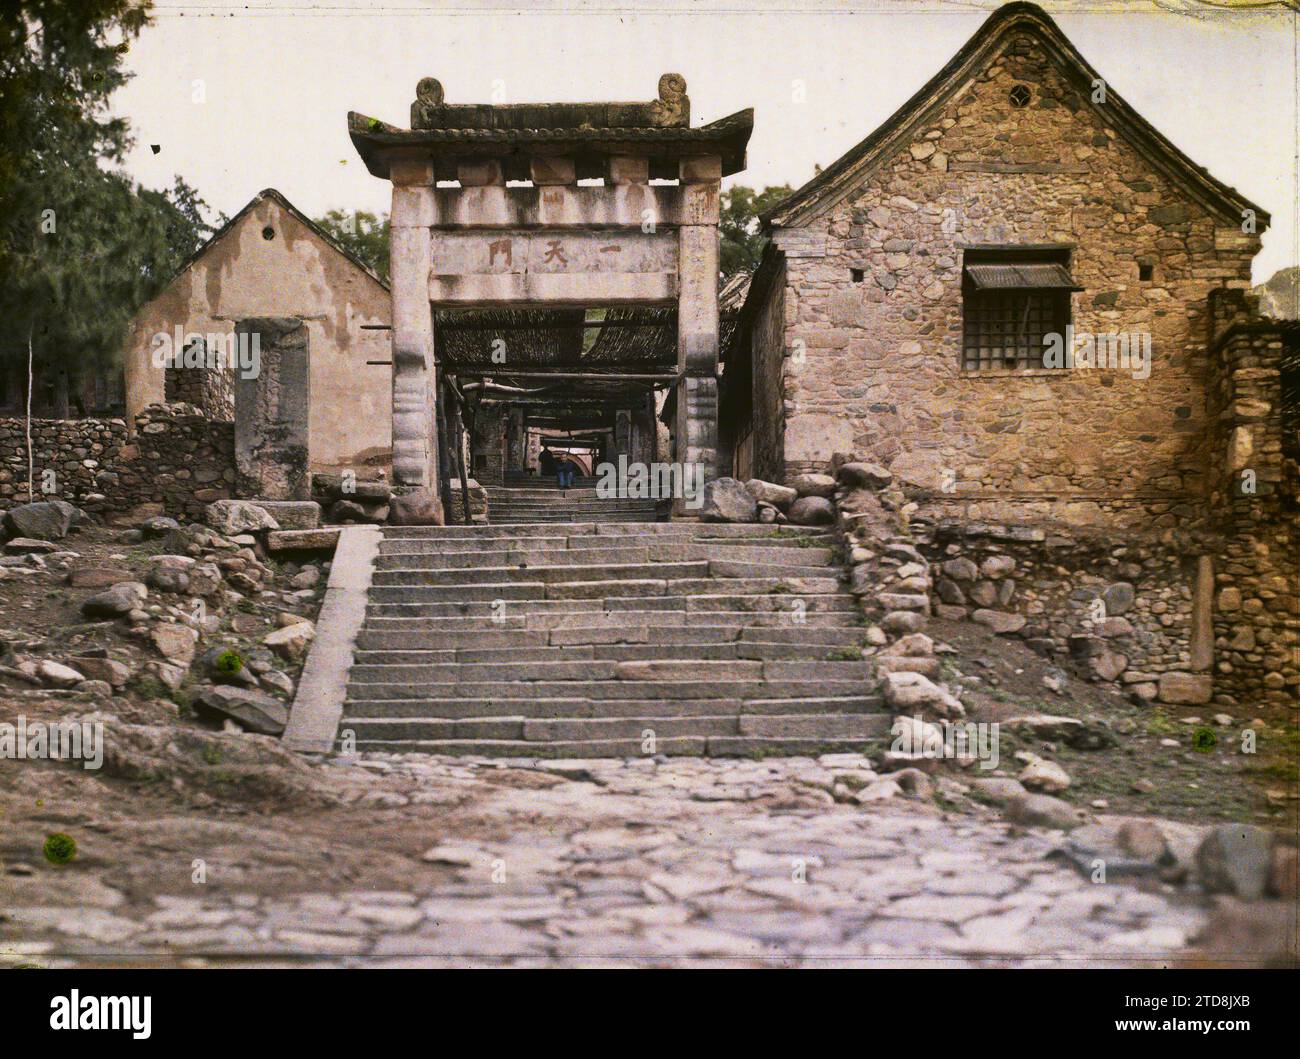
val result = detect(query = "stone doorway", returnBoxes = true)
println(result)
[346,75,752,515]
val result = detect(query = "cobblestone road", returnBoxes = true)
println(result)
[2,753,1211,967]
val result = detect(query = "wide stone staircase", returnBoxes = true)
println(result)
[487,471,661,523]
[338,521,887,756]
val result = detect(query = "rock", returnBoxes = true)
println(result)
[1158,672,1213,704]
[1269,845,1298,900]
[291,566,321,590]
[970,777,1027,804]
[4,537,59,554]
[744,479,797,509]
[881,670,963,718]
[837,462,892,490]
[388,490,444,526]
[198,646,259,687]
[881,610,927,635]
[330,499,372,523]
[1018,757,1071,793]
[1089,649,1128,682]
[1101,582,1136,615]
[74,657,131,688]
[971,609,1026,635]
[879,632,934,657]
[888,767,933,799]
[788,473,836,499]
[143,660,187,690]
[156,528,195,556]
[699,478,758,523]
[76,679,113,698]
[37,660,85,687]
[1005,792,1087,831]
[259,669,296,696]
[979,555,1015,579]
[1196,824,1274,900]
[192,685,289,736]
[876,592,929,612]
[188,562,222,596]
[787,495,834,526]
[81,582,147,618]
[248,500,321,530]
[857,778,902,802]
[140,516,181,538]
[936,579,966,605]
[3,500,84,541]
[940,557,979,582]
[68,566,135,589]
[968,580,999,607]
[205,500,279,535]
[147,565,190,593]
[874,656,938,678]
[263,621,315,661]
[152,623,198,667]
[1117,820,1170,862]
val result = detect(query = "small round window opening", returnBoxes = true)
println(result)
[262,226,276,241]
[1009,85,1031,108]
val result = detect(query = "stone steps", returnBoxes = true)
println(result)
[373,543,836,568]
[329,520,876,756]
[341,694,883,719]
[352,639,860,664]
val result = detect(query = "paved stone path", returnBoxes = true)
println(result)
[2,753,1208,967]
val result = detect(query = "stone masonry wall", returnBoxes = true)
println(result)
[164,351,234,422]
[0,403,235,523]
[917,519,1206,705]
[1202,290,1299,709]
[775,29,1258,523]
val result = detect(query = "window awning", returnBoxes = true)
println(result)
[964,262,1083,291]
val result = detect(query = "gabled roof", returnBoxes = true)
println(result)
[763,2,1268,230]
[164,187,389,293]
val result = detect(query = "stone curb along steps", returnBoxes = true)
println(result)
[284,520,895,757]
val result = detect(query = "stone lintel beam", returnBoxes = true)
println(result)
[429,271,676,307]
[429,185,685,230]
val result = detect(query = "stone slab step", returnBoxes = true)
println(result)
[377,537,832,558]
[372,543,836,569]
[341,694,883,719]
[380,523,831,540]
[361,610,859,630]
[341,678,873,701]
[365,591,857,614]
[343,736,880,757]
[372,560,711,586]
[352,640,849,665]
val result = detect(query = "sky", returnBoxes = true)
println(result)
[113,0,1299,283]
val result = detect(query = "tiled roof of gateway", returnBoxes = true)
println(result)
[348,75,752,179]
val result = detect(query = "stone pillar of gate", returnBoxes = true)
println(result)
[388,159,438,493]
[674,154,722,514]
[614,408,633,463]
[505,405,527,473]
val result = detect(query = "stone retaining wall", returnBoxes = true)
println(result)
[917,519,1205,704]
[0,403,235,522]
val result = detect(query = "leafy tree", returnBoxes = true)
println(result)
[0,2,219,423]
[719,184,792,277]
[314,209,391,283]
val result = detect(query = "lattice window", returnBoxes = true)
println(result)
[963,289,1068,371]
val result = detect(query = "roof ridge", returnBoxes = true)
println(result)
[763,1,1267,230]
